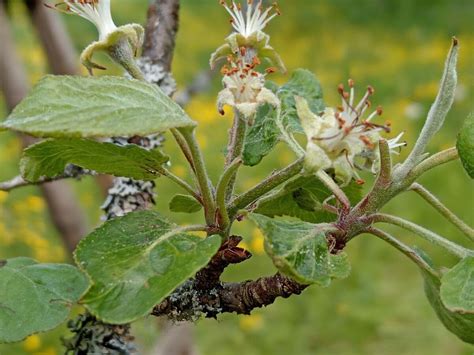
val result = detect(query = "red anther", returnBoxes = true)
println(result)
[360,135,375,149]
[337,105,344,112]
[253,56,261,66]
[376,106,383,115]
[385,120,392,127]
[240,47,247,56]
[365,100,372,108]
[343,92,350,100]
[251,71,259,77]
[273,2,281,15]
[348,78,354,88]
[220,66,229,75]
[265,67,277,74]
[356,179,365,185]
[337,83,344,95]
[367,85,375,95]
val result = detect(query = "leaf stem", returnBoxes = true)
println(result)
[170,128,196,173]
[409,183,474,242]
[156,167,200,202]
[372,213,473,259]
[224,113,247,201]
[375,139,392,186]
[228,158,304,217]
[216,158,242,230]
[315,170,351,210]
[179,128,216,225]
[365,227,438,277]
[407,147,459,181]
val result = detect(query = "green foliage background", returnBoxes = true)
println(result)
[0,0,473,354]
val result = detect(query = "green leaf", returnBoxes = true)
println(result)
[0,258,89,343]
[74,210,220,324]
[255,176,362,223]
[422,270,474,344]
[1,75,196,138]
[243,69,325,166]
[440,257,474,314]
[249,214,350,285]
[169,194,202,213]
[457,113,474,178]
[20,138,169,182]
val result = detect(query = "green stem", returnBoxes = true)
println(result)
[179,128,216,225]
[228,158,304,217]
[365,227,438,277]
[171,128,196,173]
[372,213,473,259]
[410,183,474,243]
[224,113,247,201]
[375,139,392,186]
[316,170,350,209]
[156,167,200,202]
[216,158,242,230]
[406,147,458,182]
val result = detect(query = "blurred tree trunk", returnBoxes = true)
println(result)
[0,1,87,253]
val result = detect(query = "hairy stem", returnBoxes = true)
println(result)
[228,158,304,217]
[171,128,196,173]
[157,167,200,202]
[406,147,459,182]
[365,227,438,276]
[410,183,474,242]
[316,170,351,209]
[179,128,216,225]
[216,158,242,231]
[372,213,472,259]
[224,113,247,201]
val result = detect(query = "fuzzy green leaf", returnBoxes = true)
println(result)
[440,257,474,314]
[75,211,220,324]
[169,194,202,213]
[457,113,474,178]
[20,138,169,181]
[255,176,362,223]
[249,214,350,285]
[1,75,196,138]
[422,270,474,344]
[243,69,325,166]
[0,258,89,343]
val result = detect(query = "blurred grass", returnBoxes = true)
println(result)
[0,0,473,354]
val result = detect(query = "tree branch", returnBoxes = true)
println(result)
[152,272,307,318]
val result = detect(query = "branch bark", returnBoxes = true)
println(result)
[152,273,307,318]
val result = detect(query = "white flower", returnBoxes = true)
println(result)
[220,0,280,38]
[48,0,117,41]
[48,0,144,76]
[297,80,404,185]
[217,52,279,121]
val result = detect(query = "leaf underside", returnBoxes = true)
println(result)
[20,138,169,181]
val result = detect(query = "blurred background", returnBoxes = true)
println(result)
[0,0,473,354]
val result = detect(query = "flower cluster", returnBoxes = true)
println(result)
[217,49,279,121]
[213,1,283,121]
[47,0,144,75]
[297,80,405,185]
